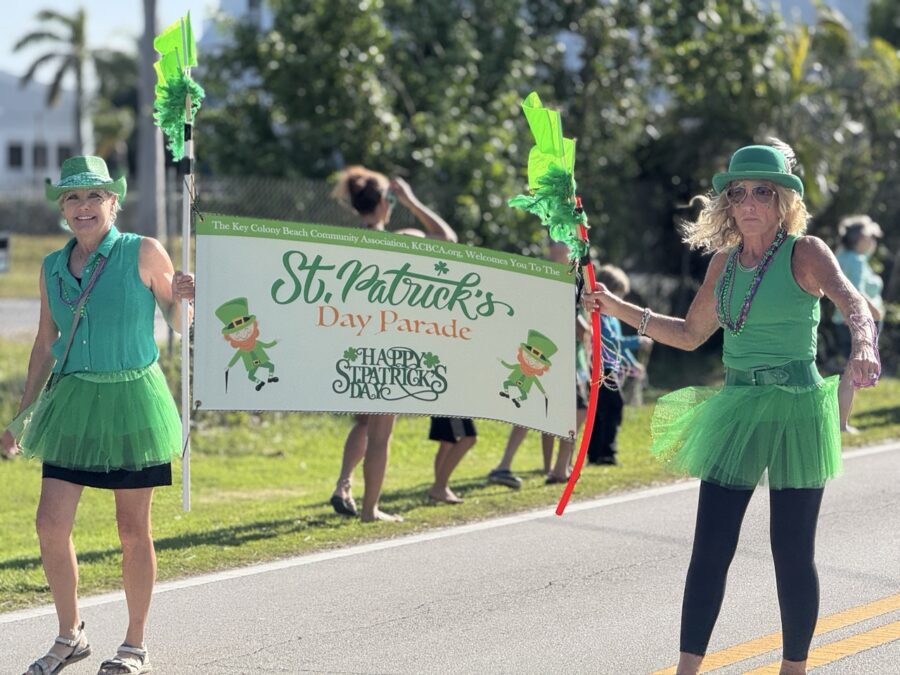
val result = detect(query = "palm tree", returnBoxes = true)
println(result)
[137,0,165,239]
[14,8,89,154]
[93,49,138,176]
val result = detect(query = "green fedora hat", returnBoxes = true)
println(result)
[216,297,257,335]
[520,329,558,367]
[712,145,804,197]
[45,155,127,202]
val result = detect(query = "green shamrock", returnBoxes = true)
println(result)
[434,261,450,276]
[423,352,441,369]
[343,347,359,362]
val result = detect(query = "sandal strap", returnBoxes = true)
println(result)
[27,655,61,675]
[99,643,148,673]
[54,620,86,648]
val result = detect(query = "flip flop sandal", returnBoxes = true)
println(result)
[24,621,91,674]
[97,644,151,674]
[487,469,522,489]
[330,494,358,516]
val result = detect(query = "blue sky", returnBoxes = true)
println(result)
[3,1,216,85]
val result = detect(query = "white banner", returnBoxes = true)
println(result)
[194,215,577,438]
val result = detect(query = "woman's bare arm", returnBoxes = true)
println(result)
[139,238,195,333]
[793,236,879,385]
[583,251,728,351]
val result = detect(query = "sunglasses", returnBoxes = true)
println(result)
[725,184,777,206]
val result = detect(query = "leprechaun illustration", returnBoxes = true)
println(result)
[499,329,557,412]
[216,297,279,392]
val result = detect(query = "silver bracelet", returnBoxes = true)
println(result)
[638,307,651,336]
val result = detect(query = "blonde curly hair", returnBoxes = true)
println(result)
[679,182,810,254]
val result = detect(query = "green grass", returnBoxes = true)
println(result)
[0,234,69,298]
[1,338,898,612]
[0,233,185,299]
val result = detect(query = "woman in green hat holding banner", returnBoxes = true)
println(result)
[583,142,881,675]
[2,156,194,675]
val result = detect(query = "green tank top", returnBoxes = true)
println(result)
[44,226,159,374]
[718,235,819,370]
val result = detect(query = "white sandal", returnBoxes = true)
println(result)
[97,644,151,674]
[23,621,91,675]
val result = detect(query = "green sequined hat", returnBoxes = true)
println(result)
[712,145,804,197]
[45,156,127,202]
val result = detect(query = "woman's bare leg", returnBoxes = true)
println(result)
[34,478,85,661]
[114,487,156,648]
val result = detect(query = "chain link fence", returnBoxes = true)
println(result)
[0,173,419,236]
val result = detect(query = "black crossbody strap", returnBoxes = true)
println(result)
[48,253,110,389]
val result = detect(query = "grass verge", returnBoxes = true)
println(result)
[1,339,898,612]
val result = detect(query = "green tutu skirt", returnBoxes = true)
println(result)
[20,362,181,472]
[650,371,841,490]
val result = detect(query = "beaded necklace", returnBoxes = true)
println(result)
[58,247,107,316]
[716,227,787,336]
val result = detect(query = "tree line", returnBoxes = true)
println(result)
[15,0,900,298]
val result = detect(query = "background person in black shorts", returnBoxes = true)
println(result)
[428,417,477,503]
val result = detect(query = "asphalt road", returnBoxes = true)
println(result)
[1,443,898,674]
[0,298,173,343]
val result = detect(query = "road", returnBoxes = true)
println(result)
[0,298,173,343]
[1,443,898,674]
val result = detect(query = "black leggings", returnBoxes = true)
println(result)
[680,481,824,662]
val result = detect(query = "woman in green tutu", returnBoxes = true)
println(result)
[1,156,194,675]
[582,142,880,675]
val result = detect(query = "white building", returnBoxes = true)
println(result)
[199,0,273,54]
[0,70,77,195]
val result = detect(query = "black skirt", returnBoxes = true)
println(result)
[42,462,172,489]
[429,417,477,443]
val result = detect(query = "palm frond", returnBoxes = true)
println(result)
[13,30,64,51]
[46,55,75,107]
[35,9,77,28]
[19,52,63,86]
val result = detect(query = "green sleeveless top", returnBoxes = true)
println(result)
[44,226,159,374]
[718,235,819,370]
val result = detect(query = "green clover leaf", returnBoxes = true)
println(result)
[423,352,440,369]
[343,347,359,362]
[434,261,450,276]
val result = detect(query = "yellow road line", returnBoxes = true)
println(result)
[651,593,900,674]
[742,619,900,674]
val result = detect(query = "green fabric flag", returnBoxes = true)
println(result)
[154,12,197,70]
[153,12,204,160]
[509,92,587,260]
[521,92,575,190]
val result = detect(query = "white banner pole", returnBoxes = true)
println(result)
[180,60,193,512]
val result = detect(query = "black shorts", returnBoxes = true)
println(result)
[429,417,477,443]
[42,462,173,489]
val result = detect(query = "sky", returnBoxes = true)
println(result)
[3,1,218,85]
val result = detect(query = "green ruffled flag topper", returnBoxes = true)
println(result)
[153,12,205,160]
[508,92,587,261]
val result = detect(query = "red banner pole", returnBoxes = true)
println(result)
[556,199,601,515]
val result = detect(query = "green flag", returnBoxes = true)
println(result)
[508,92,587,260]
[521,92,575,190]
[154,12,197,70]
[153,12,204,160]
